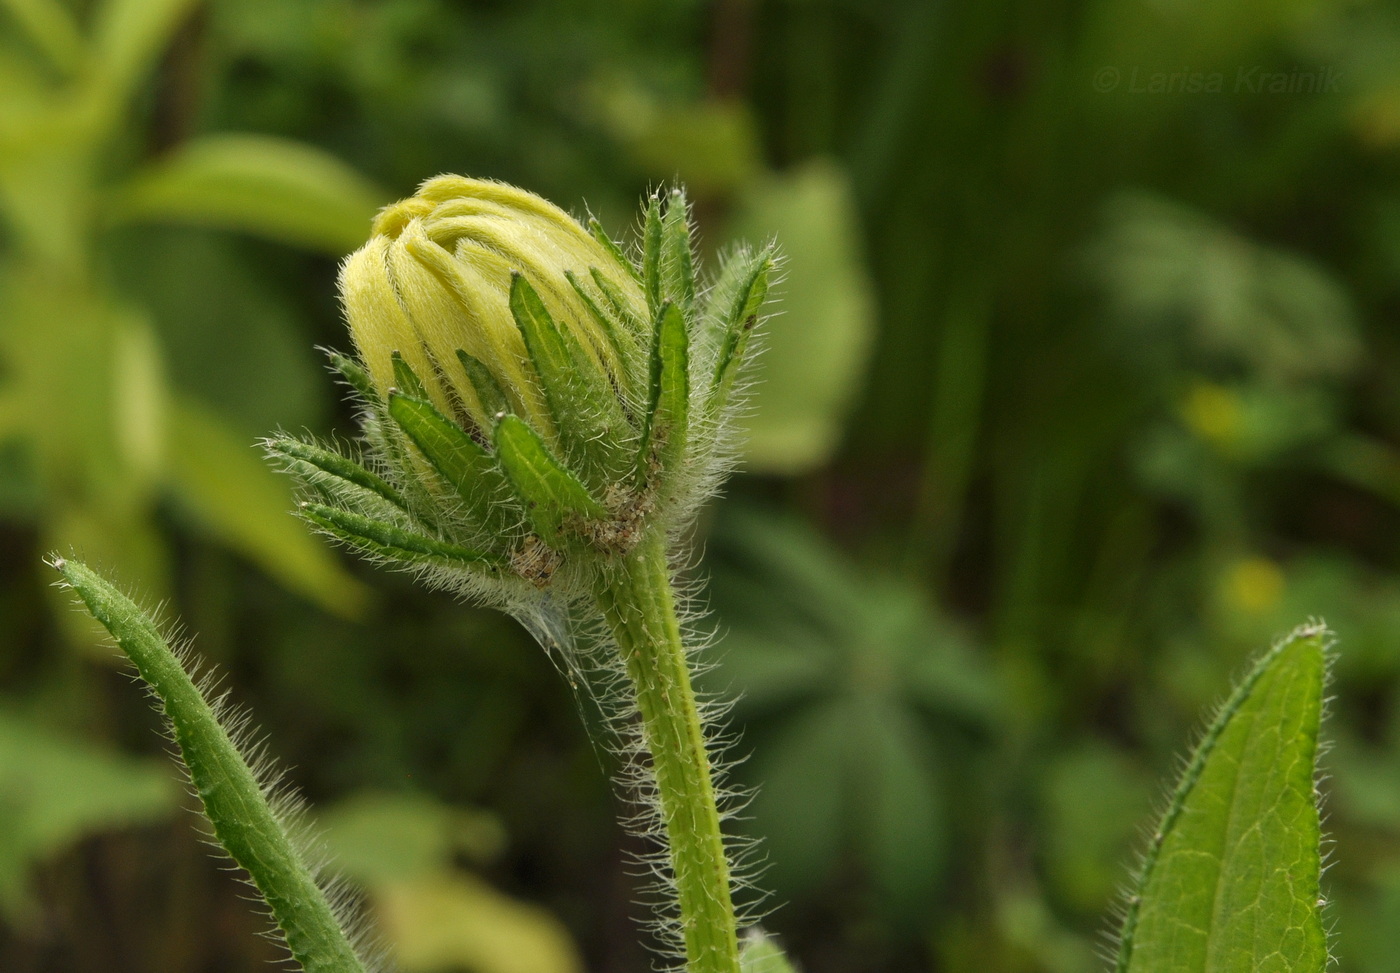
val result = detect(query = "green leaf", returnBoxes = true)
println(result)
[110,134,387,255]
[706,248,773,416]
[563,270,644,398]
[1117,624,1330,973]
[52,558,368,973]
[320,792,504,885]
[390,351,430,401]
[165,396,371,618]
[493,415,607,547]
[300,502,503,574]
[637,301,689,489]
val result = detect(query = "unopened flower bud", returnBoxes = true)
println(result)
[275,176,775,598]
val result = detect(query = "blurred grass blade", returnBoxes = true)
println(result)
[51,557,367,973]
[493,415,607,547]
[110,134,387,255]
[1116,623,1330,973]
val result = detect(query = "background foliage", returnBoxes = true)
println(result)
[2,0,1399,971]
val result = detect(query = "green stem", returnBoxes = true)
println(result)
[593,533,740,973]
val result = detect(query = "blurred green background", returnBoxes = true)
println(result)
[3,0,1400,971]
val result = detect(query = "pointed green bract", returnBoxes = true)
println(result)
[390,350,430,400]
[301,502,502,572]
[565,269,644,396]
[588,216,643,285]
[638,302,690,489]
[266,437,408,511]
[1117,624,1330,973]
[456,349,513,421]
[327,350,380,405]
[493,414,608,546]
[643,193,664,314]
[509,272,629,478]
[590,265,649,340]
[660,189,696,314]
[710,251,774,411]
[51,558,367,973]
[386,391,514,528]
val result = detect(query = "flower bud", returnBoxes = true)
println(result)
[277,176,775,597]
[340,175,647,442]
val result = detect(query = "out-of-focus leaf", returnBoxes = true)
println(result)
[724,161,876,473]
[1039,742,1152,916]
[0,708,177,920]
[320,791,505,884]
[108,228,326,438]
[377,873,582,973]
[0,0,83,72]
[164,395,370,618]
[708,505,997,915]
[1117,625,1329,973]
[1088,192,1359,385]
[110,134,387,254]
[90,0,201,106]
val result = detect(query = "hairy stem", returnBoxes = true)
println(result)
[593,533,739,973]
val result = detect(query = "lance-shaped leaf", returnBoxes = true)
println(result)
[588,216,644,286]
[708,249,774,413]
[266,436,413,520]
[386,392,514,533]
[1115,624,1330,973]
[494,415,608,547]
[660,189,696,315]
[52,558,368,973]
[301,503,503,575]
[508,273,629,478]
[638,302,690,489]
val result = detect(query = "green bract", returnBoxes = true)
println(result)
[272,176,774,603]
